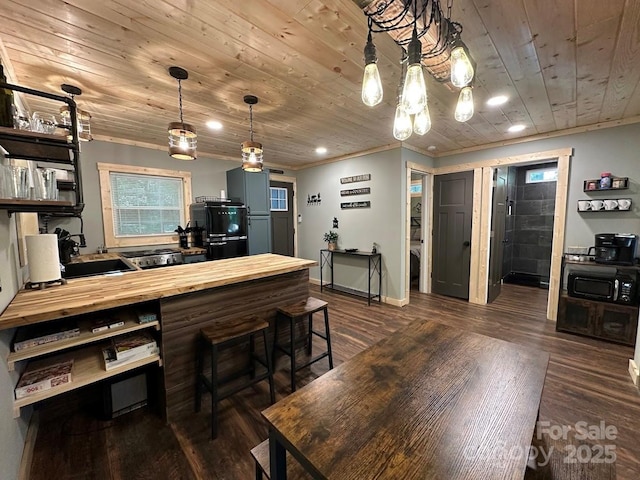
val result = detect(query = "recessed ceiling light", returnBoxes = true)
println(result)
[206,120,223,130]
[487,95,508,106]
[427,145,437,151]
[508,124,526,133]
[315,147,327,154]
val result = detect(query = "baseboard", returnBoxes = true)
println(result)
[308,279,402,306]
[629,359,639,387]
[18,410,39,480]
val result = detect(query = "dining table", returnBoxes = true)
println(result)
[262,319,549,479]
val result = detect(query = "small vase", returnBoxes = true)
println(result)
[328,242,336,251]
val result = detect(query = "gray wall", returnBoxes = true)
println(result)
[0,214,29,480]
[437,123,640,252]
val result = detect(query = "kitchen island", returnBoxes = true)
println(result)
[0,254,316,420]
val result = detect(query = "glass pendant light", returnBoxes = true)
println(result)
[401,28,427,115]
[362,30,383,107]
[455,86,474,122]
[413,103,432,135]
[168,66,197,160]
[450,43,475,88]
[241,95,264,172]
[59,84,93,142]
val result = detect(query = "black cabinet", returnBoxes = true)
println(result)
[0,82,84,216]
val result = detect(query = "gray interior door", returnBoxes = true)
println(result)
[270,181,294,256]
[488,167,507,303]
[432,171,473,299]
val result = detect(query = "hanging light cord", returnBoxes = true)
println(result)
[177,79,184,126]
[249,104,254,142]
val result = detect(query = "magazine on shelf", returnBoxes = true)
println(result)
[12,320,80,352]
[90,317,125,333]
[15,360,74,399]
[112,331,157,361]
[136,311,158,324]
[102,345,159,371]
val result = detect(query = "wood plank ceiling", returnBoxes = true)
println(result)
[0,0,639,169]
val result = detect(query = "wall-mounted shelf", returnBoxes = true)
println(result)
[577,198,632,212]
[0,82,84,217]
[583,177,628,192]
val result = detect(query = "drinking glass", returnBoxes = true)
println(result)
[5,165,29,199]
[34,168,58,201]
[31,112,58,134]
[12,105,31,130]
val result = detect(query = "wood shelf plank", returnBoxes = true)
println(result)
[12,345,161,417]
[7,313,159,371]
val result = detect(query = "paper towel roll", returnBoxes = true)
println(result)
[26,234,61,283]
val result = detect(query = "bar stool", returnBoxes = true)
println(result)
[273,297,334,392]
[195,315,275,439]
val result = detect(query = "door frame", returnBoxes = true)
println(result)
[269,173,298,257]
[405,162,435,304]
[435,147,572,320]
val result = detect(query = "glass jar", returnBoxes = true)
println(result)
[599,172,611,189]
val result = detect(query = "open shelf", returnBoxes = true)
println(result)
[7,312,159,371]
[12,345,161,417]
[583,177,628,192]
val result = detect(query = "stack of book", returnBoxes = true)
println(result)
[102,331,159,371]
[15,360,74,399]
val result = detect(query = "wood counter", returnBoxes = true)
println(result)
[0,254,316,330]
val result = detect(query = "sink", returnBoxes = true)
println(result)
[62,259,137,279]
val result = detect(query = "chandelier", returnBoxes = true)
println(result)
[241,95,264,172]
[359,0,475,140]
[168,66,197,160]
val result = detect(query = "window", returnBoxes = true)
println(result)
[526,167,558,183]
[97,163,192,248]
[410,182,422,194]
[270,186,288,211]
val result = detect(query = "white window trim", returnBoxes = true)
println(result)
[270,186,288,211]
[97,162,192,248]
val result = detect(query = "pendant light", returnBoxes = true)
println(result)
[413,104,432,135]
[241,95,263,172]
[450,41,475,88]
[455,86,474,122]
[361,24,383,107]
[168,66,197,160]
[59,84,93,142]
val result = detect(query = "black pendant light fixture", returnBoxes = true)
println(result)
[168,66,197,160]
[241,95,263,172]
[59,84,93,142]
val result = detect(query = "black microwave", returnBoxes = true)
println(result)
[567,271,637,305]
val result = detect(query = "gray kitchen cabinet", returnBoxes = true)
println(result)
[248,215,272,255]
[226,167,270,216]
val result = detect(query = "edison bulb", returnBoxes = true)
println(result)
[455,87,474,122]
[179,133,189,150]
[393,104,412,141]
[401,63,427,115]
[362,63,383,107]
[413,104,432,135]
[451,46,474,88]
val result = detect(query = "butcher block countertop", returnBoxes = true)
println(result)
[0,254,316,330]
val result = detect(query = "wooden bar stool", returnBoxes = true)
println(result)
[195,316,275,439]
[273,297,334,392]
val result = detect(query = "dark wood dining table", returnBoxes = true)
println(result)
[262,319,549,479]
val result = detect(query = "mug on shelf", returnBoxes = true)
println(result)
[577,200,591,211]
[603,199,618,210]
[618,198,632,211]
[590,200,604,211]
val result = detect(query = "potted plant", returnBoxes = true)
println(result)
[323,231,339,250]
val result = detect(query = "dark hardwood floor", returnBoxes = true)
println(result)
[29,284,640,479]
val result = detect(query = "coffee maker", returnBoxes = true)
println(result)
[594,233,638,265]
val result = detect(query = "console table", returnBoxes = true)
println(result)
[320,249,381,305]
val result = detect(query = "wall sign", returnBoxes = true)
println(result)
[340,187,371,196]
[341,201,371,209]
[340,174,371,184]
[307,193,321,206]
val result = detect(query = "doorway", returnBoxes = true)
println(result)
[269,180,295,257]
[410,172,425,292]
